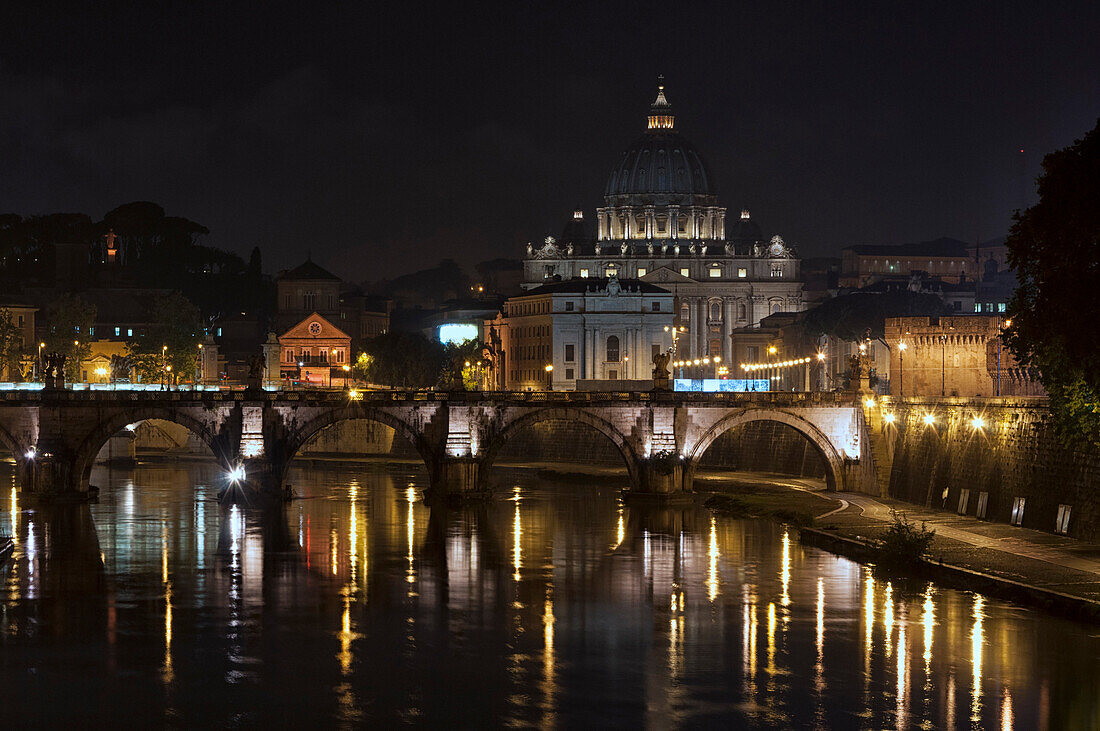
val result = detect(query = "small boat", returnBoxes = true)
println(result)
[0,538,13,566]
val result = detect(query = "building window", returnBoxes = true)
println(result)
[709,266,721,278]
[679,268,690,277]
[748,346,759,361]
[771,301,782,314]
[998,303,1006,313]
[976,492,989,519]
[770,265,783,278]
[565,344,575,362]
[115,327,121,336]
[709,302,721,321]
[1055,504,1072,535]
[651,301,660,312]
[605,267,617,277]
[680,303,690,321]
[974,303,982,313]
[89,327,95,337]
[738,267,747,278]
[606,335,620,362]
[216,328,221,337]
[738,303,747,320]
[637,267,647,277]
[1010,497,1026,526]
[304,293,315,310]
[565,368,574,380]
[16,315,23,326]
[609,370,618,380]
[565,301,574,312]
[580,268,589,278]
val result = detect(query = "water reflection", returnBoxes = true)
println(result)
[0,461,1097,727]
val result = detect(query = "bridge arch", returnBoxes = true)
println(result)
[74,407,231,493]
[685,409,846,492]
[278,405,434,484]
[481,407,641,488]
[0,420,31,490]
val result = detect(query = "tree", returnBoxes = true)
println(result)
[0,310,25,381]
[359,331,444,388]
[44,295,96,382]
[1005,119,1100,446]
[127,292,203,385]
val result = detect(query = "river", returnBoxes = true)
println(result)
[1,460,1098,728]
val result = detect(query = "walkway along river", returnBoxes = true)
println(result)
[1,461,1098,727]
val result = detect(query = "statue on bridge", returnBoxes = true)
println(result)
[44,352,66,390]
[110,354,132,383]
[652,350,671,391]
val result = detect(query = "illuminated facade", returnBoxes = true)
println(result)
[486,277,675,390]
[522,79,804,362]
[278,313,352,386]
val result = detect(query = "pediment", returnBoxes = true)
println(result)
[279,312,350,340]
[642,266,695,283]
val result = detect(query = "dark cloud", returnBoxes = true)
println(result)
[0,1,1097,279]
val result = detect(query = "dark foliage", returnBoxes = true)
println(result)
[1004,119,1100,446]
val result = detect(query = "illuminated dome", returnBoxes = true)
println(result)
[604,79,716,206]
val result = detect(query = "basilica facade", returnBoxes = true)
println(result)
[520,80,804,365]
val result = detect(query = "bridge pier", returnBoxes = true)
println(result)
[430,456,488,499]
[637,460,687,495]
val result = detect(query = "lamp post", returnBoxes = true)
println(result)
[544,363,553,391]
[897,341,907,397]
[996,318,1012,397]
[816,351,826,391]
[37,341,45,381]
[162,345,168,390]
[197,342,204,386]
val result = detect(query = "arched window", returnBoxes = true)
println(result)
[771,300,782,314]
[738,303,747,320]
[680,303,690,322]
[606,336,620,362]
[710,301,722,321]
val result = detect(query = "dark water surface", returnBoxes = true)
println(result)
[2,461,1099,728]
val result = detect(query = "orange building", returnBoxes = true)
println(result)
[278,313,351,387]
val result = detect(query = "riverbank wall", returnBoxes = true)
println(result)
[869,397,1100,541]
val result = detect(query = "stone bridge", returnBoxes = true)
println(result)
[0,389,872,500]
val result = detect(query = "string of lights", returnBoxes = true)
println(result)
[740,356,812,371]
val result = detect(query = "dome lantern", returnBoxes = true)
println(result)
[647,75,675,131]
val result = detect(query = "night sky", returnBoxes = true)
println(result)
[2,2,1097,281]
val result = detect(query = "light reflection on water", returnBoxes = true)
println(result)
[0,461,1097,728]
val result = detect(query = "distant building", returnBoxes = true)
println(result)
[276,260,342,334]
[840,237,972,288]
[484,277,674,391]
[884,315,1043,397]
[0,299,38,380]
[521,80,804,362]
[278,313,352,387]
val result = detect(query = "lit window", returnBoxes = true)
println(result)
[216,328,222,337]
[770,265,783,278]
[115,327,120,336]
[580,268,589,278]
[679,268,690,277]
[605,267,617,277]
[738,267,747,278]
[998,303,1006,313]
[127,329,133,337]
[709,267,721,278]
[606,336,620,362]
[637,267,647,277]
[974,303,982,313]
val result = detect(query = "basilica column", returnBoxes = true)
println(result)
[723,298,735,364]
[717,209,726,240]
[597,208,607,241]
[622,207,634,239]
[696,299,707,357]
[669,205,679,240]
[644,206,656,239]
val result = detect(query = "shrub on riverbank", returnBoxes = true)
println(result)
[876,512,936,568]
[704,494,815,527]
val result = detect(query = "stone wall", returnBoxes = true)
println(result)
[877,397,1099,540]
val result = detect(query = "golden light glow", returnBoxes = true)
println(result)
[884,412,896,424]
[898,341,908,351]
[884,582,895,657]
[768,346,777,355]
[896,618,909,727]
[766,602,777,676]
[406,486,416,585]
[780,530,791,607]
[923,413,936,425]
[971,416,985,429]
[338,595,353,675]
[1001,688,1014,731]
[331,528,338,576]
[614,505,625,549]
[706,516,720,602]
[10,486,16,536]
[512,491,522,582]
[922,584,934,666]
[972,595,985,723]
[816,578,825,667]
[864,398,875,408]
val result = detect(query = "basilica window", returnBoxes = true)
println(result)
[680,303,690,321]
[580,268,590,278]
[770,265,783,278]
[680,268,690,277]
[565,301,574,311]
[605,266,617,277]
[637,267,647,277]
[303,292,316,310]
[738,304,747,320]
[709,266,721,278]
[738,268,747,278]
[710,302,722,321]
[565,344,575,362]
[606,336,620,362]
[651,301,661,312]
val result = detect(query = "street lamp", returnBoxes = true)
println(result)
[897,341,907,397]
[996,318,1012,397]
[197,342,204,386]
[544,363,553,391]
[37,341,45,380]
